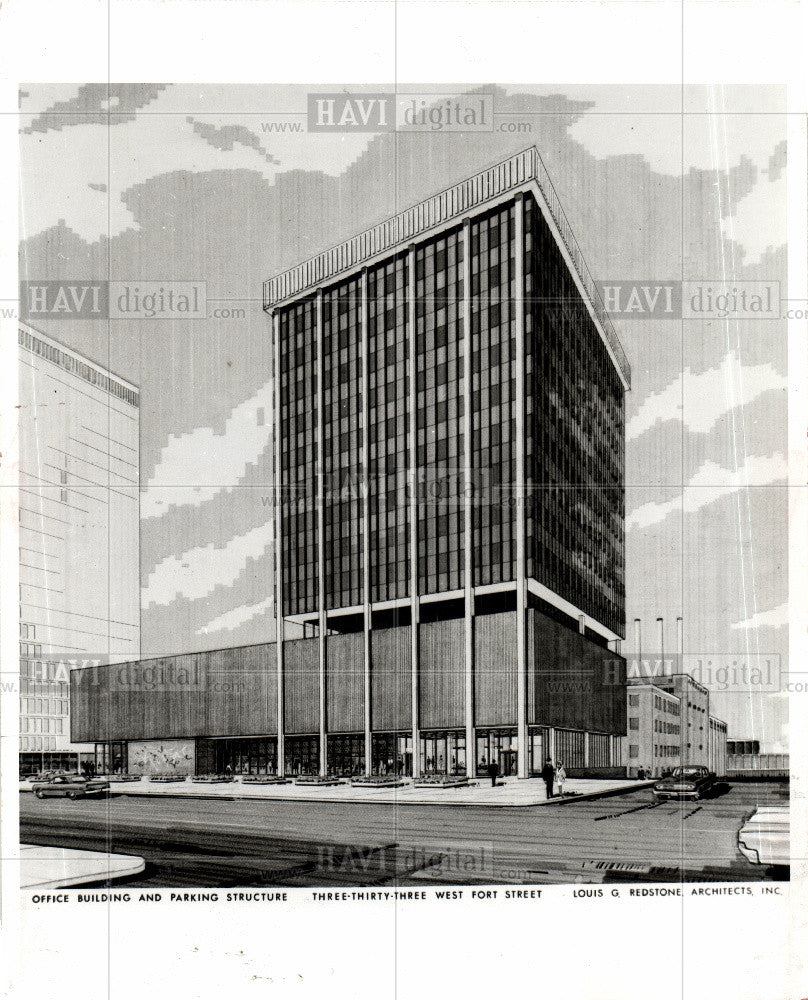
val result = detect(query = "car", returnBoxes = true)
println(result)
[737,807,790,866]
[653,765,716,801]
[31,775,110,800]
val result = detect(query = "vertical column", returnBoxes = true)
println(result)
[584,732,590,770]
[273,311,285,777]
[408,244,421,779]
[361,268,372,776]
[462,218,475,778]
[514,193,529,779]
[316,291,327,777]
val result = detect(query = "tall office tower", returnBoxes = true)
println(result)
[18,322,140,775]
[264,147,630,779]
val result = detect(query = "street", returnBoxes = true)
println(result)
[20,782,788,888]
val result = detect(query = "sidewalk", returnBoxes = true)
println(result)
[20,844,145,889]
[21,775,655,807]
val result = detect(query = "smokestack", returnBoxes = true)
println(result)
[657,617,664,664]
[634,618,641,659]
[676,616,684,658]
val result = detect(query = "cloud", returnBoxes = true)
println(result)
[186,116,280,165]
[140,379,273,518]
[196,596,274,636]
[721,174,787,266]
[730,602,788,631]
[142,522,273,607]
[20,83,168,134]
[626,453,788,531]
[627,352,786,441]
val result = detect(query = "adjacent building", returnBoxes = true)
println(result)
[624,684,682,777]
[707,715,727,776]
[628,670,711,769]
[73,147,630,779]
[19,322,140,775]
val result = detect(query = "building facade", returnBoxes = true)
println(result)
[707,716,727,775]
[624,684,682,778]
[73,147,630,779]
[19,323,140,775]
[628,671,711,768]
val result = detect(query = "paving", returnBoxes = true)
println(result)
[19,843,145,889]
[20,774,653,807]
[19,782,788,888]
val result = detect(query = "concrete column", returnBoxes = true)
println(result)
[578,614,586,635]
[634,618,642,660]
[462,218,475,778]
[361,268,372,776]
[514,193,528,779]
[316,291,327,777]
[547,726,556,764]
[583,732,590,769]
[407,245,421,778]
[272,311,285,777]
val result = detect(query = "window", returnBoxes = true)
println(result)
[629,745,639,758]
[629,717,639,730]
[629,694,639,707]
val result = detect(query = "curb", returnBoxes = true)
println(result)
[20,781,657,808]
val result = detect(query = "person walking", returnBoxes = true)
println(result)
[555,761,567,797]
[487,759,499,788]
[541,757,555,799]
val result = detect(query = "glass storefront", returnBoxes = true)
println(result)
[94,742,128,775]
[196,737,277,776]
[420,731,466,775]
[327,734,365,776]
[476,729,518,777]
[371,733,413,776]
[285,735,319,776]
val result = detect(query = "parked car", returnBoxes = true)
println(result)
[653,765,716,801]
[737,807,790,866]
[32,775,109,800]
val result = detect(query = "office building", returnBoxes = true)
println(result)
[73,147,630,779]
[18,323,140,775]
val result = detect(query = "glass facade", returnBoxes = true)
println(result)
[470,205,516,587]
[415,226,465,594]
[279,297,319,616]
[523,196,625,635]
[323,276,364,609]
[277,191,624,632]
[368,255,410,603]
[196,737,277,776]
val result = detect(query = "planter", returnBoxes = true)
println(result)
[241,776,290,785]
[413,776,469,788]
[149,774,188,783]
[191,775,235,783]
[103,774,142,782]
[350,776,408,788]
[294,776,346,786]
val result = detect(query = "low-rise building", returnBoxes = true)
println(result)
[624,684,682,777]
[708,716,727,775]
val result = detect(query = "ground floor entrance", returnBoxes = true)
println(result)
[196,737,277,776]
[327,734,364,776]
[371,733,413,776]
[419,731,467,775]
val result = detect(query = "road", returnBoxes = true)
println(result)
[20,782,788,888]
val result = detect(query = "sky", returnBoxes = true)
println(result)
[17,83,789,749]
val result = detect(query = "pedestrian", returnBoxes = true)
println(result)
[487,759,499,787]
[224,762,233,779]
[541,757,555,799]
[555,761,567,796]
